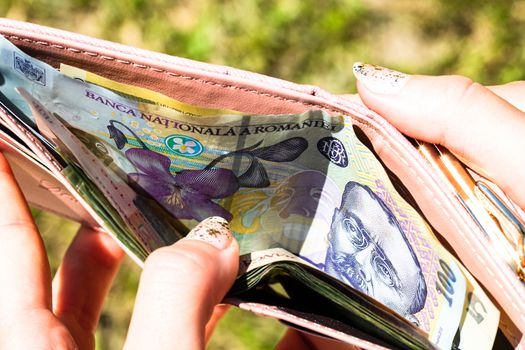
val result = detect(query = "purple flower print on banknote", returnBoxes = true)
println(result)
[108,119,239,221]
[126,148,239,221]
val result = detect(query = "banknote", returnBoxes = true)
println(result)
[452,263,500,349]
[241,247,497,349]
[0,35,498,348]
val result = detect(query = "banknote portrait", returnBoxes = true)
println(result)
[324,181,427,324]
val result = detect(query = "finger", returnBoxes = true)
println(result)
[52,226,124,348]
[354,63,525,209]
[0,153,51,321]
[342,85,525,112]
[487,81,525,112]
[124,217,239,350]
[204,304,230,343]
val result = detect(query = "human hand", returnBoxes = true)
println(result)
[0,153,125,349]
[353,63,525,210]
[0,152,242,350]
[124,216,239,349]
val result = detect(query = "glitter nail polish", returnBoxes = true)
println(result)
[185,216,233,250]
[353,62,409,94]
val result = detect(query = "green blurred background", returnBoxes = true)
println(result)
[2,0,525,348]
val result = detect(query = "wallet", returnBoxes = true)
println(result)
[1,18,524,350]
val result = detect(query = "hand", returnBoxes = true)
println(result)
[0,152,241,350]
[124,216,239,349]
[0,153,124,349]
[7,65,522,349]
[353,63,525,210]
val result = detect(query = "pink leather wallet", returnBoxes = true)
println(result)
[0,18,524,349]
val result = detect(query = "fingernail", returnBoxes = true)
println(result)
[185,217,233,250]
[353,62,409,94]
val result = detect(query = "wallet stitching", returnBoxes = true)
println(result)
[5,34,525,328]
[1,22,311,91]
[5,35,340,111]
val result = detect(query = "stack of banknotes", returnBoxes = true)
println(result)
[0,35,503,349]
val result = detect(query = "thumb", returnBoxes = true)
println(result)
[124,217,239,350]
[354,62,525,209]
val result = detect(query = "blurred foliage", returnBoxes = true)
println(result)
[6,0,525,349]
[2,0,525,93]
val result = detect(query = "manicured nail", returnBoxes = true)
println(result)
[353,62,409,94]
[185,217,233,250]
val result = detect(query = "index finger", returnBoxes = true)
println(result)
[0,153,51,321]
[354,63,525,209]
